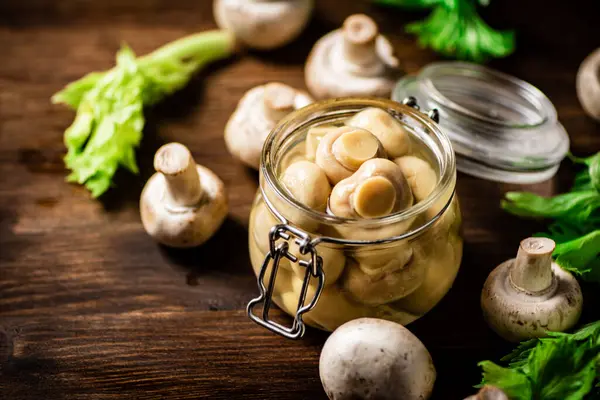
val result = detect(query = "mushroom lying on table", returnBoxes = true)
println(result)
[576,47,600,121]
[319,318,436,400]
[224,82,313,169]
[305,14,401,99]
[481,237,583,342]
[213,0,314,50]
[464,386,509,400]
[140,143,228,248]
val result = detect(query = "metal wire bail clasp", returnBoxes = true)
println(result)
[247,224,325,339]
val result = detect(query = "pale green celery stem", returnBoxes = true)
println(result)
[138,30,236,70]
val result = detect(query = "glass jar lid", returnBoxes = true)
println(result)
[392,62,570,184]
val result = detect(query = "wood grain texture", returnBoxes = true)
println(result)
[1,0,600,398]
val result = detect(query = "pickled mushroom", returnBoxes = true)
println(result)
[281,161,331,212]
[395,155,437,202]
[316,126,385,185]
[305,125,338,162]
[393,237,462,315]
[347,107,412,157]
[280,275,369,331]
[341,255,425,306]
[329,158,413,219]
[287,242,346,287]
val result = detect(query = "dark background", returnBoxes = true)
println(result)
[1,0,599,399]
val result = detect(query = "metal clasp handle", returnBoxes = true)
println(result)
[247,224,325,339]
[402,96,440,123]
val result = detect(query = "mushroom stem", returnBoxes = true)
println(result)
[263,83,297,122]
[509,237,555,294]
[154,143,203,207]
[341,14,379,67]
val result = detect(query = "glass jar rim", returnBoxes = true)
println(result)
[419,62,556,129]
[260,97,456,244]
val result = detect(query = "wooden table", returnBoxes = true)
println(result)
[1,0,599,398]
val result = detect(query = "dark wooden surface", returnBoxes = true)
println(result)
[1,0,599,399]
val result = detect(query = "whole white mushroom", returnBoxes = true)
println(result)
[213,0,314,50]
[140,143,228,248]
[224,82,313,169]
[576,47,600,121]
[481,237,583,342]
[305,14,401,99]
[319,318,436,400]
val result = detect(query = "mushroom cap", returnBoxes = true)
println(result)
[481,259,583,342]
[319,318,436,400]
[394,156,438,203]
[287,242,346,287]
[224,83,313,169]
[213,0,314,50]
[341,252,425,306]
[140,164,228,248]
[576,47,600,121]
[464,386,509,400]
[281,161,331,212]
[279,275,370,332]
[316,126,385,185]
[347,107,412,158]
[395,235,462,315]
[329,158,414,219]
[305,14,400,99]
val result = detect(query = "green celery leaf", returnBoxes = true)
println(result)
[553,230,600,280]
[53,30,235,197]
[502,191,600,222]
[405,0,514,62]
[478,361,531,399]
[479,322,600,400]
[52,72,104,109]
[531,338,597,399]
[590,155,600,191]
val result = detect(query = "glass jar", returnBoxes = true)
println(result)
[392,62,570,184]
[247,97,462,339]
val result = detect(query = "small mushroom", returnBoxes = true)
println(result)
[305,14,401,99]
[287,242,346,287]
[341,253,425,306]
[224,82,313,169]
[464,386,509,400]
[213,0,314,50]
[316,126,386,185]
[281,161,331,212]
[319,318,436,400]
[395,222,462,315]
[576,47,600,121]
[329,158,413,219]
[279,276,370,332]
[347,108,412,157]
[481,237,583,342]
[394,156,438,203]
[305,124,338,162]
[140,143,228,248]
